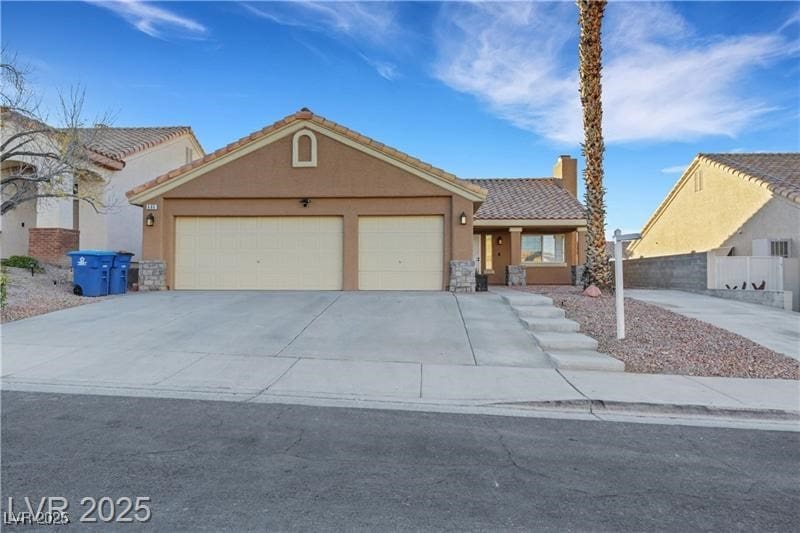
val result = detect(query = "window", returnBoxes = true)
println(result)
[770,240,790,258]
[484,234,493,272]
[292,129,318,167]
[693,170,703,192]
[185,147,193,164]
[522,234,565,264]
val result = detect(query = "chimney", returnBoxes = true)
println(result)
[553,155,577,197]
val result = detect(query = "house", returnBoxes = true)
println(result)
[127,109,587,292]
[0,108,204,264]
[627,153,800,310]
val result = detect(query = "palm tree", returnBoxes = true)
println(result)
[577,0,612,289]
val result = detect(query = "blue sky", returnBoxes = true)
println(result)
[2,1,798,235]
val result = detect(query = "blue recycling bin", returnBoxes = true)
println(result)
[67,250,116,297]
[110,252,134,294]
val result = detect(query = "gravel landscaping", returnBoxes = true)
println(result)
[1,265,108,323]
[523,285,800,380]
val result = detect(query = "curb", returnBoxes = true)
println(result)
[492,399,800,421]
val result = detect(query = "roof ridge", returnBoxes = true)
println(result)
[468,177,555,181]
[700,152,800,156]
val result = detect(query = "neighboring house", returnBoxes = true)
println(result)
[1,109,204,263]
[627,153,800,310]
[127,108,587,291]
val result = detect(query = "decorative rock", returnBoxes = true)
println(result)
[506,265,526,287]
[449,260,476,293]
[583,284,601,298]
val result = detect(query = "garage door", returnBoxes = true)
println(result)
[175,217,343,290]
[359,216,444,290]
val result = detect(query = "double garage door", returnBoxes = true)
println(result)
[174,216,443,290]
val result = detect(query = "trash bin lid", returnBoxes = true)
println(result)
[67,250,117,256]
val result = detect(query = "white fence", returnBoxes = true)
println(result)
[710,256,784,291]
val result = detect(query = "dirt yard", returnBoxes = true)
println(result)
[1,265,108,323]
[523,285,800,380]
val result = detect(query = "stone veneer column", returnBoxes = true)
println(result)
[506,265,527,286]
[448,260,476,293]
[139,260,166,291]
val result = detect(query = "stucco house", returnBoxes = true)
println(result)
[127,109,587,292]
[1,108,204,264]
[627,153,800,310]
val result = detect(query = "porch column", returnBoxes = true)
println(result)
[509,227,522,265]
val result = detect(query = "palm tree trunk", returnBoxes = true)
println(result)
[577,0,612,289]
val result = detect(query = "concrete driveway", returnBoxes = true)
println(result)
[627,289,800,361]
[1,291,552,397]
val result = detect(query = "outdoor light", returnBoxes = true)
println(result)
[146,213,155,227]
[497,236,503,245]
[300,198,311,208]
[459,212,467,225]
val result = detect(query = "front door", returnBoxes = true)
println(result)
[472,234,482,274]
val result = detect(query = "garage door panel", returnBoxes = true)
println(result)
[358,216,443,291]
[175,217,342,290]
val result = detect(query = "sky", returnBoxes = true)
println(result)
[2,1,799,236]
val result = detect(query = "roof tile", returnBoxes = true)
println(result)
[699,153,800,203]
[468,178,586,220]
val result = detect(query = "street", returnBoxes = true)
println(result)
[2,391,798,531]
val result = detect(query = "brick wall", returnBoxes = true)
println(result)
[28,228,79,266]
[623,252,707,291]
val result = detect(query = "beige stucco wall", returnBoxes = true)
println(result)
[105,134,202,258]
[629,160,796,258]
[720,197,800,257]
[139,130,476,290]
[0,195,36,257]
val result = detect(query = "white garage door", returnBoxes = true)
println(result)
[175,217,343,290]
[359,216,444,290]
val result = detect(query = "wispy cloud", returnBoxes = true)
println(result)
[86,0,207,39]
[242,1,401,79]
[660,165,687,174]
[434,2,798,144]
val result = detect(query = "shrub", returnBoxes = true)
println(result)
[1,255,43,272]
[0,271,7,308]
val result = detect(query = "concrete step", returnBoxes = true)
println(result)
[546,350,625,372]
[519,317,580,332]
[513,305,565,319]
[530,331,598,351]
[496,292,553,307]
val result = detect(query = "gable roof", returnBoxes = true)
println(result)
[636,152,800,242]
[126,109,487,203]
[699,153,800,204]
[76,126,201,161]
[1,107,202,170]
[467,178,586,221]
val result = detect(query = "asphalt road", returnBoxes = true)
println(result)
[2,391,798,532]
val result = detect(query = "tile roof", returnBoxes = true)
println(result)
[467,178,586,220]
[76,126,196,161]
[127,109,487,200]
[699,153,800,204]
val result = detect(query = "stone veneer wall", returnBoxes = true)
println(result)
[571,265,585,286]
[28,228,79,266]
[449,260,475,293]
[506,265,526,286]
[139,260,166,291]
[623,252,707,291]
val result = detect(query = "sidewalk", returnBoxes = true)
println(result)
[3,351,798,425]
